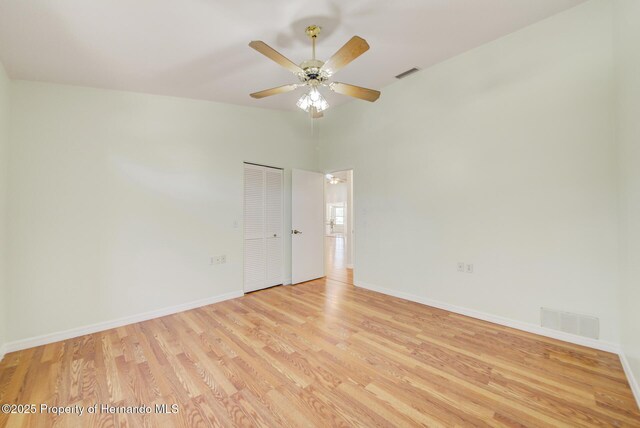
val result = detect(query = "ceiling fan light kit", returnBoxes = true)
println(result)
[296,87,329,115]
[249,25,381,119]
[326,174,345,185]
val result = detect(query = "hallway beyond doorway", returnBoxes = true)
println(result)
[325,235,353,285]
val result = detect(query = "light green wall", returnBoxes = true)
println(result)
[6,81,316,341]
[318,0,622,342]
[615,0,640,393]
[0,60,8,356]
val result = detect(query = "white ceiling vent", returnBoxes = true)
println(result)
[541,308,599,339]
[395,67,420,79]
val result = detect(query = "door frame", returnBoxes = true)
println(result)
[242,161,285,294]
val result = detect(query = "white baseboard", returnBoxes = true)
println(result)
[355,280,621,354]
[0,343,6,363]
[3,290,244,356]
[346,264,354,269]
[620,351,640,410]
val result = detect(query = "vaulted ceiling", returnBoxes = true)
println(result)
[0,0,585,111]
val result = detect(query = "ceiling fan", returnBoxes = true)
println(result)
[249,25,380,118]
[325,174,345,184]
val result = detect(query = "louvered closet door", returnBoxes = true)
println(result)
[243,164,283,293]
[244,164,266,292]
[265,168,283,286]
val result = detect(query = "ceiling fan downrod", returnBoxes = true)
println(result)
[305,25,321,61]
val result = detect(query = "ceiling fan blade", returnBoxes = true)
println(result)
[310,107,324,119]
[321,36,370,76]
[330,82,380,102]
[249,41,302,74]
[250,84,299,99]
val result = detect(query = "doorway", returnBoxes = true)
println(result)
[324,170,353,284]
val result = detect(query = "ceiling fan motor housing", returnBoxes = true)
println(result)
[299,59,328,84]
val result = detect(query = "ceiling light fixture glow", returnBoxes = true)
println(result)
[297,87,329,113]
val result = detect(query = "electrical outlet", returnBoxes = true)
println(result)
[211,256,222,265]
[465,264,474,273]
[457,262,465,272]
[220,255,226,264]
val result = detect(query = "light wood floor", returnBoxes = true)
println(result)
[325,234,353,285]
[1,240,639,427]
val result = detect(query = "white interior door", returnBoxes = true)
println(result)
[292,169,325,284]
[244,163,283,292]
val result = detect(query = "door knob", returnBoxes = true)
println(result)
[273,234,277,237]
[292,229,302,235]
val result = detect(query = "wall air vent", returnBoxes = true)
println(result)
[395,67,420,79]
[540,308,599,339]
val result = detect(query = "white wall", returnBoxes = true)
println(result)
[615,0,640,389]
[0,61,9,355]
[6,81,316,342]
[325,181,348,205]
[318,0,621,343]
